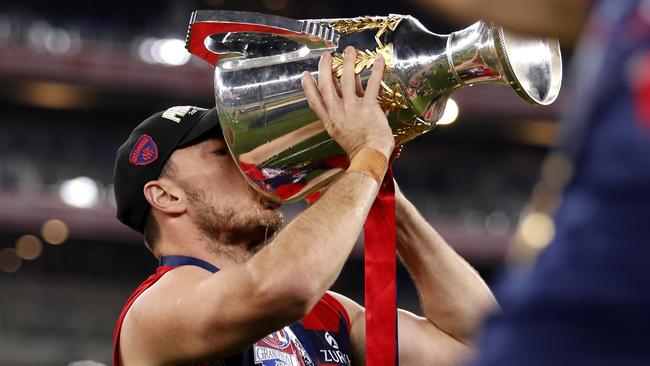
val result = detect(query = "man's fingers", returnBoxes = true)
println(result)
[317,52,339,107]
[364,53,385,100]
[333,77,343,98]
[355,74,365,97]
[301,71,331,125]
[340,46,357,100]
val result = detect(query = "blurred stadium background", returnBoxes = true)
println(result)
[0,0,567,364]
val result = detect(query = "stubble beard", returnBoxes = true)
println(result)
[182,183,284,263]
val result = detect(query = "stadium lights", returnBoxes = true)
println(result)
[519,211,556,249]
[436,98,460,126]
[158,38,191,65]
[137,37,190,66]
[15,235,43,260]
[58,176,100,208]
[27,20,80,55]
[485,211,511,237]
[0,248,21,273]
[41,219,70,245]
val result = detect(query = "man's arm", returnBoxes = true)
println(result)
[393,186,497,342]
[119,48,395,365]
[331,184,497,366]
[417,0,591,45]
[331,292,472,366]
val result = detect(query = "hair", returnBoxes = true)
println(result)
[143,159,177,252]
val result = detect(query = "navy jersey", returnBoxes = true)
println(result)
[114,256,353,366]
[472,1,650,365]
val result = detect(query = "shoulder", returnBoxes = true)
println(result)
[127,266,210,318]
[326,292,363,313]
[118,266,211,364]
[325,292,363,328]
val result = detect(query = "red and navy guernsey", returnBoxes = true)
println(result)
[113,255,353,366]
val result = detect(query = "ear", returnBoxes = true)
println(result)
[143,179,186,216]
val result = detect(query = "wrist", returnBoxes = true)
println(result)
[395,195,420,232]
[348,135,394,162]
[395,193,409,212]
[347,147,389,185]
[365,140,394,161]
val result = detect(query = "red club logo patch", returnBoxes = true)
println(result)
[261,329,291,349]
[129,134,158,166]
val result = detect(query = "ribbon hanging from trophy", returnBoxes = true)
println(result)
[364,164,398,366]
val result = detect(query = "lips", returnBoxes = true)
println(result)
[259,195,281,210]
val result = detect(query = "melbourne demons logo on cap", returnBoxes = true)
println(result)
[129,134,158,166]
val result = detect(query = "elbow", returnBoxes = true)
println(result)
[256,280,316,322]
[247,264,319,322]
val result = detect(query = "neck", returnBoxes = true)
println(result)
[154,224,256,269]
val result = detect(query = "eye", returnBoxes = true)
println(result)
[212,148,229,156]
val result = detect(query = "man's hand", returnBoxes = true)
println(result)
[301,47,395,160]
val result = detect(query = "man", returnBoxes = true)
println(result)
[112,47,496,365]
[419,0,650,365]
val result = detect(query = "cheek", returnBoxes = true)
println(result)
[215,163,258,202]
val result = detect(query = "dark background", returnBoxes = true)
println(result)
[0,0,567,364]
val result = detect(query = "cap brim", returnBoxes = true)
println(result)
[179,108,222,147]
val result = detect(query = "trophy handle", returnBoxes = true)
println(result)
[186,10,339,65]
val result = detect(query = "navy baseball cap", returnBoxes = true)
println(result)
[113,106,221,233]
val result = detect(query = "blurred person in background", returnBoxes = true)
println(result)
[417,0,650,365]
[112,49,496,365]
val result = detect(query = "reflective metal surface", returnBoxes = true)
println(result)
[186,11,562,203]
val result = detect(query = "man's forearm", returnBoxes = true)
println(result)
[249,171,379,310]
[395,195,497,343]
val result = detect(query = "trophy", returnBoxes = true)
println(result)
[186,11,562,203]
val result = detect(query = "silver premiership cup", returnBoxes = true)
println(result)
[186,10,562,203]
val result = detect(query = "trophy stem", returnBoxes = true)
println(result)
[447,22,506,87]
[447,21,562,105]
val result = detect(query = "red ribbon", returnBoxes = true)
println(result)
[364,164,397,366]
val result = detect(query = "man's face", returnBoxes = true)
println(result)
[167,136,283,254]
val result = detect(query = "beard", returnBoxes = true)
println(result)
[181,182,284,262]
